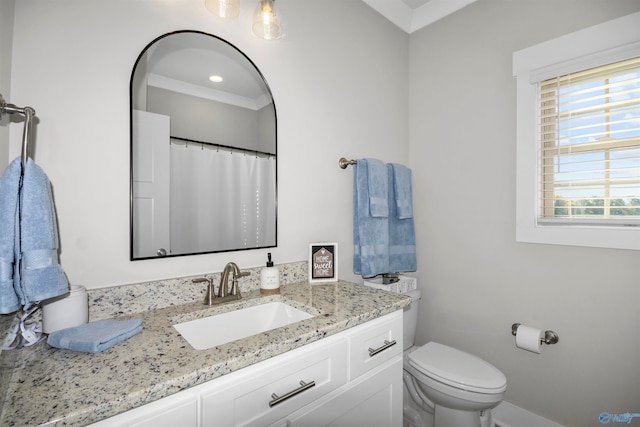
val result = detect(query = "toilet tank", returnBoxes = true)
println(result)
[362,277,421,350]
[403,289,421,350]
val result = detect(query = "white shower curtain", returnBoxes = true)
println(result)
[169,142,276,254]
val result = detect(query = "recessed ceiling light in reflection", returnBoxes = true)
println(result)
[209,75,223,83]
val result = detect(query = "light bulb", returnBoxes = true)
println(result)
[205,0,240,19]
[252,0,283,40]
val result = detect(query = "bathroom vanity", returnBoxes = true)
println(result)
[91,310,403,427]
[0,279,409,426]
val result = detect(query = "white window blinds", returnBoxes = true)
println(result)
[538,56,640,224]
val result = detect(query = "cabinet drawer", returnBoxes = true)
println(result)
[348,310,403,380]
[201,339,348,426]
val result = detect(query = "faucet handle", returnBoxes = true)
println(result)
[204,281,216,305]
[230,271,250,297]
[193,277,216,305]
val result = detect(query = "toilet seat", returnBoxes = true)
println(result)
[408,342,506,394]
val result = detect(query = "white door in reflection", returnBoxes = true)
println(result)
[132,110,171,258]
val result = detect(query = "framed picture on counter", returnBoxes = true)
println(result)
[308,243,338,283]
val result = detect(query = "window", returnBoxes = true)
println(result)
[539,57,640,224]
[513,11,640,250]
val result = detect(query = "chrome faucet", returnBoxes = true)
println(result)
[219,262,251,299]
[192,263,250,306]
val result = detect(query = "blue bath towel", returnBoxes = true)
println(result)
[47,318,143,353]
[0,158,22,314]
[387,164,416,273]
[353,159,389,278]
[19,159,69,306]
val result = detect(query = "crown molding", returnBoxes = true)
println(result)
[362,0,478,33]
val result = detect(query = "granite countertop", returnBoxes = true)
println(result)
[0,280,410,426]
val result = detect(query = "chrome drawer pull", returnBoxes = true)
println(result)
[368,339,397,357]
[269,380,316,407]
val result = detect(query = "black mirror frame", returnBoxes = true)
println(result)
[129,30,278,261]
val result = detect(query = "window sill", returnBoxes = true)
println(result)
[516,221,640,251]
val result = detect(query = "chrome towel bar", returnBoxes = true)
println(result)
[0,93,36,168]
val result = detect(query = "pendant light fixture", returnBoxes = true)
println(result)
[205,0,240,19]
[252,0,283,40]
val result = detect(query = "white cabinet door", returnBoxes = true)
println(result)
[348,311,403,380]
[282,357,403,427]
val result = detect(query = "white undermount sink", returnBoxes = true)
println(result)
[173,301,314,350]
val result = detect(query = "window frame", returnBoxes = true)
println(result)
[513,11,640,250]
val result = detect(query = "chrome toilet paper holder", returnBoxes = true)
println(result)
[511,323,559,345]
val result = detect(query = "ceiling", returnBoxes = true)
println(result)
[362,0,478,33]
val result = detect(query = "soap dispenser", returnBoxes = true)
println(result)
[260,253,280,295]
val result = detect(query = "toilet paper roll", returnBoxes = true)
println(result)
[42,285,89,333]
[515,325,544,353]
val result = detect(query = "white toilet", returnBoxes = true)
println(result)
[401,289,507,427]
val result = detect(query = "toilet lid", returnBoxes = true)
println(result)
[408,342,507,393]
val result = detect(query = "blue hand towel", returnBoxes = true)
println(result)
[47,318,143,353]
[0,158,22,314]
[353,159,389,278]
[387,164,417,273]
[390,163,413,219]
[366,159,388,217]
[19,159,69,306]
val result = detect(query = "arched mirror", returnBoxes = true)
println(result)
[130,31,277,260]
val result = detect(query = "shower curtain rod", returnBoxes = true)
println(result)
[170,135,275,158]
[0,93,36,168]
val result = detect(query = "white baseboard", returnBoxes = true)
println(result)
[493,401,566,427]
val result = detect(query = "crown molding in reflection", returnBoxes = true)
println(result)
[147,73,271,110]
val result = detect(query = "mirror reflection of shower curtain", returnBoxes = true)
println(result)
[169,143,276,254]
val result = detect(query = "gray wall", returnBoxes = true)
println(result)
[257,102,276,154]
[0,0,15,167]
[147,86,273,152]
[409,1,640,426]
